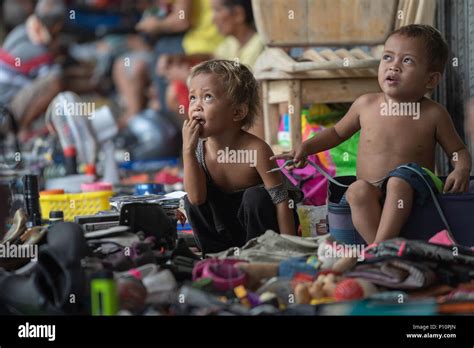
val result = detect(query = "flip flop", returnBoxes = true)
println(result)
[1,209,27,244]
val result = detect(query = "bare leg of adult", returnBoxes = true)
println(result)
[113,57,149,128]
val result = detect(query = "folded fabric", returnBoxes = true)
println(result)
[364,238,474,267]
[210,230,326,263]
[347,259,437,289]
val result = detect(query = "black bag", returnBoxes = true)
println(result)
[119,203,177,250]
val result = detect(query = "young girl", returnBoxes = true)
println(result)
[183,60,301,253]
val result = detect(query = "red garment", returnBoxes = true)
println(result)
[172,80,189,114]
[0,49,53,75]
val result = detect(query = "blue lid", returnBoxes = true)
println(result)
[135,183,164,195]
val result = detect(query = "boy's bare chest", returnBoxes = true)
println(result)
[360,111,436,152]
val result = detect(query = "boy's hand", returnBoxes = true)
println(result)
[270,144,308,170]
[443,168,470,193]
[182,118,201,154]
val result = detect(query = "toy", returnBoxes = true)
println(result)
[333,278,378,301]
[234,285,253,308]
[294,272,342,304]
[294,282,312,304]
[193,259,248,292]
[117,276,148,313]
[293,272,377,304]
[308,272,340,299]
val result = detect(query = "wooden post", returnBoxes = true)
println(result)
[262,81,279,146]
[288,80,302,149]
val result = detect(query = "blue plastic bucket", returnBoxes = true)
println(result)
[327,176,474,247]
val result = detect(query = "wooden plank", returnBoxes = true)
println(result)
[254,48,298,74]
[252,0,308,46]
[302,49,326,62]
[256,47,377,74]
[401,0,410,27]
[301,78,381,104]
[415,0,436,25]
[291,57,379,72]
[254,0,398,47]
[370,45,384,60]
[262,81,280,146]
[251,0,270,46]
[255,47,379,77]
[350,48,379,75]
[307,0,398,45]
[395,0,407,28]
[405,0,418,25]
[255,68,377,80]
[262,81,271,144]
[268,80,290,104]
[288,80,302,149]
[319,49,352,77]
[302,48,379,77]
[334,49,367,77]
[350,48,373,59]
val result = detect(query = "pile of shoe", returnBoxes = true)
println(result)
[0,202,202,315]
[0,221,87,315]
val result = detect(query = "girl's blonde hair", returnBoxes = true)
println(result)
[188,59,260,130]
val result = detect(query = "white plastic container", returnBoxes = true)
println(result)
[45,174,95,193]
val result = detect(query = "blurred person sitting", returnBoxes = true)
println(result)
[114,0,224,128]
[0,0,66,132]
[157,0,263,125]
[113,0,185,128]
[2,0,35,33]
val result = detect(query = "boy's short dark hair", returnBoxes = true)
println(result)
[188,59,260,130]
[388,24,449,73]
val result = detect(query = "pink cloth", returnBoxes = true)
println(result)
[429,229,455,246]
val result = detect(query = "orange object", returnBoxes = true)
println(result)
[85,164,97,176]
[121,174,150,185]
[439,302,474,314]
[40,189,65,196]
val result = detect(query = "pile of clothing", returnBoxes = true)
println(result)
[1,218,473,315]
[169,231,474,316]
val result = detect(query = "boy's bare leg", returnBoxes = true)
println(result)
[374,177,414,243]
[346,180,383,244]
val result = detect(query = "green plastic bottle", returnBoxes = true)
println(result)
[91,270,119,316]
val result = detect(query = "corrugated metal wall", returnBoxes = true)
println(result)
[435,0,474,175]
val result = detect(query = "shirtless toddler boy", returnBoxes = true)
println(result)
[274,24,471,244]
